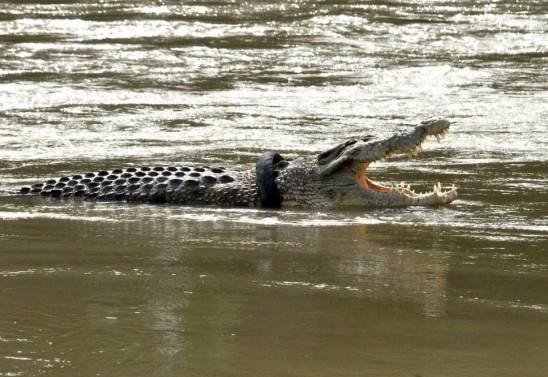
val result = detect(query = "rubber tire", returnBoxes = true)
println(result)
[256,152,284,208]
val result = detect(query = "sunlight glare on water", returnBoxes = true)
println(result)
[0,1,547,376]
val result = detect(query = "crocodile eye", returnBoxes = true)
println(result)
[317,139,358,165]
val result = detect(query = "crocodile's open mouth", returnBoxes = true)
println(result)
[351,129,458,201]
[314,117,458,206]
[353,162,391,193]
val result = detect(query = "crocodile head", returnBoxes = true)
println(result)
[316,117,458,206]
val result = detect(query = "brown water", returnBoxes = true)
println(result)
[0,1,547,376]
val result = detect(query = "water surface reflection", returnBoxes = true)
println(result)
[2,200,546,375]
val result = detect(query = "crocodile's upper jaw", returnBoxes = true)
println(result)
[317,117,458,207]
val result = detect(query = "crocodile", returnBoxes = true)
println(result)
[18,117,458,208]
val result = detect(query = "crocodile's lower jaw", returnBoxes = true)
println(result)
[351,141,458,205]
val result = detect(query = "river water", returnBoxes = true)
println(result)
[0,1,546,376]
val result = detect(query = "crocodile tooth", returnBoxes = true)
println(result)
[435,134,442,142]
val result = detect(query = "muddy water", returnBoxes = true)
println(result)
[0,1,547,376]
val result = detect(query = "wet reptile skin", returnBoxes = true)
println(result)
[21,165,261,207]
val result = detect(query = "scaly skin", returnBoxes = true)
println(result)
[18,117,458,208]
